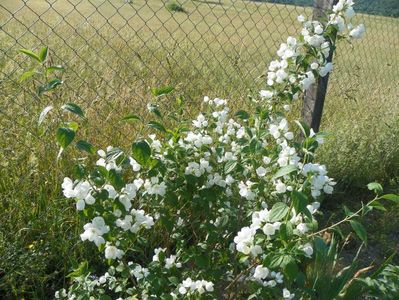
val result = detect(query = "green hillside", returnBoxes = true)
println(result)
[256,0,399,17]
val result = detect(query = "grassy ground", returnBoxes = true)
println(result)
[0,0,398,298]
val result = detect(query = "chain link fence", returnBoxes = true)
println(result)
[1,0,398,133]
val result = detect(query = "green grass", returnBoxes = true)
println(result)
[0,0,398,298]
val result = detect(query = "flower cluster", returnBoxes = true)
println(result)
[57,1,365,299]
[176,278,214,296]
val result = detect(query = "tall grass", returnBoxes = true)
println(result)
[0,0,398,297]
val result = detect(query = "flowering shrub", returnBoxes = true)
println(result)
[54,1,397,299]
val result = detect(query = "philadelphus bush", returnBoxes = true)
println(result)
[57,1,367,299]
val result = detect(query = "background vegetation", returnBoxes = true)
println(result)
[0,0,398,298]
[258,0,399,18]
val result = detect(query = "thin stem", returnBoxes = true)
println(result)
[225,261,257,291]
[307,196,379,238]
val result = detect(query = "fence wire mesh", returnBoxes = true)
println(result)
[0,0,398,183]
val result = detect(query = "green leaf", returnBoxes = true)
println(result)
[67,261,88,278]
[108,169,124,191]
[38,78,63,95]
[65,121,79,132]
[56,127,76,149]
[122,114,141,122]
[46,65,65,74]
[367,182,383,194]
[284,261,299,281]
[73,164,86,179]
[343,205,354,217]
[224,160,237,174]
[76,140,95,154]
[38,105,53,126]
[349,220,367,244]
[39,46,48,62]
[131,140,151,166]
[292,191,312,219]
[151,86,174,96]
[368,201,387,212]
[279,223,293,240]
[235,110,250,120]
[61,103,85,119]
[19,48,41,62]
[269,254,293,268]
[269,202,289,222]
[20,69,36,82]
[148,121,166,133]
[273,165,297,179]
[295,120,310,137]
[381,194,399,204]
[239,255,249,263]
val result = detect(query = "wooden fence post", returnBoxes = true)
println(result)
[301,0,338,132]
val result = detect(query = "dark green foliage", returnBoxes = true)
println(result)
[254,0,399,18]
[166,2,185,13]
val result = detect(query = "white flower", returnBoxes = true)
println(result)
[80,216,109,247]
[99,275,107,284]
[115,215,133,231]
[165,255,180,269]
[193,113,208,128]
[263,223,276,236]
[238,181,255,201]
[319,62,333,77]
[301,71,315,90]
[254,265,269,280]
[178,286,187,295]
[323,184,334,194]
[314,24,323,35]
[76,199,85,211]
[85,193,95,205]
[275,180,287,193]
[297,15,305,22]
[283,288,295,299]
[132,265,149,280]
[205,281,214,292]
[260,90,274,99]
[345,6,355,18]
[130,209,154,233]
[302,243,314,257]
[251,244,263,257]
[310,62,319,70]
[284,132,294,140]
[104,184,118,199]
[144,177,167,196]
[263,156,272,165]
[276,69,288,83]
[234,226,256,255]
[62,177,76,198]
[256,166,268,177]
[307,202,321,214]
[152,247,166,262]
[129,158,141,172]
[349,24,365,39]
[104,245,124,260]
[178,278,214,295]
[297,223,308,234]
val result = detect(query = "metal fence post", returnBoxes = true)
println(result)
[302,0,338,132]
